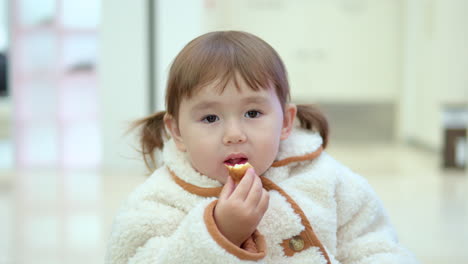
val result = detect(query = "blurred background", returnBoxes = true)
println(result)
[0,0,467,263]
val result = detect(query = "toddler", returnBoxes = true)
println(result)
[106,31,418,264]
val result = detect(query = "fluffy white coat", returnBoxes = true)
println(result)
[105,128,419,264]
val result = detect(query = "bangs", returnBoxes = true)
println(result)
[166,31,289,117]
[189,36,272,95]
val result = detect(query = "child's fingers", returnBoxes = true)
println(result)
[245,174,263,207]
[231,168,255,201]
[219,176,235,200]
[256,189,270,215]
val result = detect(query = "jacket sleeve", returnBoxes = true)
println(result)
[332,168,419,264]
[105,194,266,264]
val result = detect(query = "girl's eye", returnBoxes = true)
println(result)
[202,115,219,123]
[245,110,262,118]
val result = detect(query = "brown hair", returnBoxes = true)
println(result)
[132,31,329,170]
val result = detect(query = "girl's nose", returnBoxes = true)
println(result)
[223,123,247,145]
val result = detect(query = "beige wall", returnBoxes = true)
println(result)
[203,0,402,103]
[154,0,204,111]
[99,0,149,170]
[400,0,468,150]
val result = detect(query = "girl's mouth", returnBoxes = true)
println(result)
[224,158,248,166]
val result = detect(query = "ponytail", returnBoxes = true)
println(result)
[296,104,329,149]
[129,111,168,171]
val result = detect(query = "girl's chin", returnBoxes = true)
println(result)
[218,173,229,184]
[204,170,229,184]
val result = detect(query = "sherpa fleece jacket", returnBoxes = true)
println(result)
[105,127,419,264]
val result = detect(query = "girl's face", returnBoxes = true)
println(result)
[165,77,296,183]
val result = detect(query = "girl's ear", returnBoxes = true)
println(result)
[164,114,187,152]
[280,104,297,140]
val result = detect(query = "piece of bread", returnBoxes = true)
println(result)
[225,162,253,183]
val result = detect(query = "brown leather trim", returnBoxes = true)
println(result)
[204,200,266,260]
[169,169,222,197]
[271,146,323,167]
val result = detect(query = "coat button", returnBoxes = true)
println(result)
[289,235,305,251]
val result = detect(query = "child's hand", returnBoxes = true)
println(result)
[214,168,270,247]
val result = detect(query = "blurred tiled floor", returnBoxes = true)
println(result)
[0,142,467,263]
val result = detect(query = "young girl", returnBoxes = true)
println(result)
[106,31,418,264]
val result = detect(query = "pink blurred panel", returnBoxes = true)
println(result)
[58,74,97,120]
[61,120,100,168]
[61,35,97,71]
[17,32,57,73]
[60,0,100,29]
[16,122,59,168]
[18,0,55,27]
[16,79,57,121]
[12,0,100,170]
